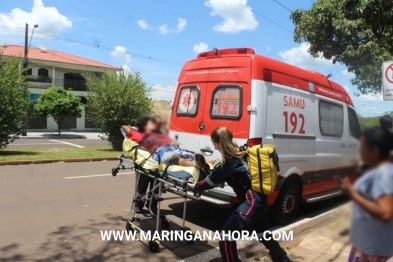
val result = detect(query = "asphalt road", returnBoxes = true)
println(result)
[0,161,348,262]
[7,139,109,148]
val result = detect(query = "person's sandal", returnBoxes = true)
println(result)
[194,153,210,173]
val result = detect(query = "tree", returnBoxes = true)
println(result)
[84,71,152,151]
[34,87,82,135]
[358,114,380,129]
[0,52,30,149]
[290,0,393,94]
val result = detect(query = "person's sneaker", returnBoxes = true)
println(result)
[194,154,210,173]
[134,199,144,214]
[134,204,141,214]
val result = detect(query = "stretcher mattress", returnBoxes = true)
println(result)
[123,137,209,182]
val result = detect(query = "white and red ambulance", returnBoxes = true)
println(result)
[168,48,361,224]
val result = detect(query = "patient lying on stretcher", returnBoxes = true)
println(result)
[138,118,211,174]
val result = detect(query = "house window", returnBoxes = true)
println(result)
[38,68,49,77]
[319,100,344,137]
[64,73,87,91]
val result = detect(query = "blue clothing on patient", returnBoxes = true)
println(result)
[154,145,194,163]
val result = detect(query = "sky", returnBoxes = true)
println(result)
[0,0,390,117]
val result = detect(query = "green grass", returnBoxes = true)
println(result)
[0,147,124,161]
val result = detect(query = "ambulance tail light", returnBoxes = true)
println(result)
[247,138,262,147]
[263,69,272,82]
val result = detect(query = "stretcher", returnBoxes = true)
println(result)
[111,143,206,252]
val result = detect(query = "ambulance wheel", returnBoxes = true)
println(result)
[149,240,160,252]
[161,218,170,230]
[271,182,300,225]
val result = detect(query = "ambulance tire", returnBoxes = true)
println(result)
[270,182,300,225]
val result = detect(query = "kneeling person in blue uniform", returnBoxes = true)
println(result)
[194,127,291,262]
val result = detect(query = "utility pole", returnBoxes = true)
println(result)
[21,23,29,136]
[24,23,28,69]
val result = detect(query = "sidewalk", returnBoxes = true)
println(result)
[19,131,106,140]
[243,203,391,262]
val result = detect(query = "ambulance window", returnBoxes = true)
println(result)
[319,101,344,136]
[210,86,242,119]
[348,107,361,139]
[176,86,199,116]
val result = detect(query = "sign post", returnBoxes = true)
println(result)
[382,61,393,101]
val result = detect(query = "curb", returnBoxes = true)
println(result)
[0,156,130,166]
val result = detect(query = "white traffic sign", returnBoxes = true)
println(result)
[382,61,393,101]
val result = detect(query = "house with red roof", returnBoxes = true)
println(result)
[1,45,120,131]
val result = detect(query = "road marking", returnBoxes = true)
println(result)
[8,143,62,146]
[50,140,85,148]
[63,172,134,179]
[176,203,349,262]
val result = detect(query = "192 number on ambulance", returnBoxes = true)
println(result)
[283,112,305,134]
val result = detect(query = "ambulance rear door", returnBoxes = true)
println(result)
[169,59,212,153]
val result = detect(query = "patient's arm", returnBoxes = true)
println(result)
[121,125,131,135]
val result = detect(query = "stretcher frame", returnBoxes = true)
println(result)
[111,147,195,252]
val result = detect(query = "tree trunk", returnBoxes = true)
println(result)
[56,119,62,136]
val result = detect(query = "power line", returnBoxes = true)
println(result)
[272,0,292,12]
[231,0,293,33]
[0,26,183,66]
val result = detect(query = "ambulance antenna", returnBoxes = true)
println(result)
[326,73,332,78]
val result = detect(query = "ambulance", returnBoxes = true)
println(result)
[168,48,361,224]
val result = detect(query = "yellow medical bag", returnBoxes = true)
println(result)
[246,144,279,195]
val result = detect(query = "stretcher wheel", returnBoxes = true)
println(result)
[161,219,170,230]
[148,240,160,252]
[125,223,134,233]
[111,168,118,177]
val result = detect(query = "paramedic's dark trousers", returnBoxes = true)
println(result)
[219,190,287,262]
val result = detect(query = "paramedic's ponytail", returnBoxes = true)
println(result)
[211,127,246,164]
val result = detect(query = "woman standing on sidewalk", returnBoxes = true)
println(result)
[337,127,393,262]
[195,127,290,262]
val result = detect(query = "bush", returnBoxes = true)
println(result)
[84,71,152,150]
[0,52,30,149]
